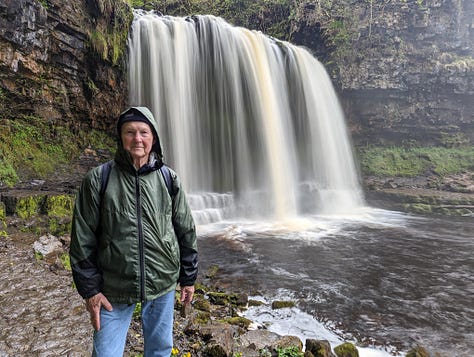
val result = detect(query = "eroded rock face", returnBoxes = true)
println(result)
[292,0,474,146]
[0,0,130,132]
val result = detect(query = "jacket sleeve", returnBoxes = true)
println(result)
[170,171,198,287]
[69,168,103,299]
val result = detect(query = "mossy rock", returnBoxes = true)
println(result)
[224,316,252,328]
[205,264,219,278]
[195,310,211,324]
[207,292,248,307]
[16,194,46,219]
[46,194,74,217]
[248,299,265,307]
[271,300,296,309]
[405,346,429,357]
[334,342,359,357]
[194,296,211,312]
[305,339,334,357]
[0,202,6,228]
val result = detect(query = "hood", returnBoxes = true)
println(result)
[116,106,164,162]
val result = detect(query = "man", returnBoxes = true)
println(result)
[70,106,198,356]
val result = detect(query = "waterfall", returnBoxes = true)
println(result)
[128,12,364,223]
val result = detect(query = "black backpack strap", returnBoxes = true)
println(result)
[99,160,113,201]
[95,160,113,235]
[159,164,175,198]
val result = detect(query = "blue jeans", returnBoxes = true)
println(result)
[92,290,175,357]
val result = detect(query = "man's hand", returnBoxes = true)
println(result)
[85,293,113,331]
[180,285,195,305]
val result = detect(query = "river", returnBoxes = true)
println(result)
[196,207,474,356]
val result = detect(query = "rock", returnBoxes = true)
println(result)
[32,233,63,257]
[272,300,296,309]
[306,339,336,357]
[405,346,429,357]
[334,342,359,357]
[199,322,240,356]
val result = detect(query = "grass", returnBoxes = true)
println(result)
[0,115,115,187]
[357,146,474,177]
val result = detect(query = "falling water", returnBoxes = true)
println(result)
[128,12,364,223]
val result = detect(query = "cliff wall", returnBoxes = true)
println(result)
[291,0,474,146]
[0,0,130,133]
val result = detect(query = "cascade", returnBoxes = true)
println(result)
[128,12,364,223]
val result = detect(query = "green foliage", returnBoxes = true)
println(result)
[0,160,19,187]
[357,146,474,177]
[88,1,134,66]
[90,31,109,61]
[35,251,44,261]
[38,0,49,9]
[276,346,303,357]
[143,0,292,41]
[133,302,142,319]
[60,252,71,270]
[16,195,44,220]
[0,115,114,185]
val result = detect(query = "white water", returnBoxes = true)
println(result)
[128,12,364,223]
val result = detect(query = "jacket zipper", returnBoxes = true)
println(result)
[136,174,146,302]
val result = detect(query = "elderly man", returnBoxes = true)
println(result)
[70,106,198,357]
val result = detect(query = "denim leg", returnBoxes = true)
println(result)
[142,290,175,357]
[92,303,135,357]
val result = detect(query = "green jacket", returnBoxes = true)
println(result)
[70,107,198,304]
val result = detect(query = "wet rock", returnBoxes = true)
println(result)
[306,339,336,357]
[32,233,63,257]
[272,300,296,309]
[334,342,359,357]
[406,345,429,357]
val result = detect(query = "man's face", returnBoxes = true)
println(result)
[121,121,155,164]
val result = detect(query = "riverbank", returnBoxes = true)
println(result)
[0,221,441,357]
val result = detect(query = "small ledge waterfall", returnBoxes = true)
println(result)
[128,13,364,223]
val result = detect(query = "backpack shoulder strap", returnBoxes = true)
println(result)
[99,160,113,200]
[159,164,175,198]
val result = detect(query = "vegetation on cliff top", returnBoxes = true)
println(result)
[126,0,294,41]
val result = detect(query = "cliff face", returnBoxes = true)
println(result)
[0,0,130,132]
[292,0,474,146]
[0,0,472,147]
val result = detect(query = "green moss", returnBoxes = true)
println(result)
[0,160,18,187]
[194,310,211,324]
[46,195,74,217]
[60,252,71,271]
[224,316,252,328]
[276,346,304,357]
[16,195,45,219]
[334,342,359,357]
[405,346,429,357]
[271,300,295,309]
[46,195,74,235]
[88,1,134,66]
[0,116,114,185]
[0,202,6,227]
[357,146,474,177]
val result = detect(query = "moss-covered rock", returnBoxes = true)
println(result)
[305,339,335,357]
[0,202,7,237]
[46,194,74,235]
[405,346,429,357]
[271,300,296,309]
[334,342,359,357]
[15,194,46,219]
